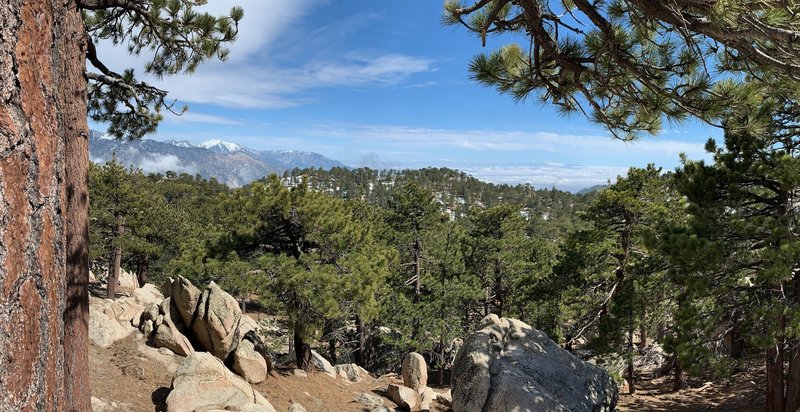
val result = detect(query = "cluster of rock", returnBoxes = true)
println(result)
[451,314,619,412]
[386,352,451,411]
[90,273,620,412]
[132,277,272,387]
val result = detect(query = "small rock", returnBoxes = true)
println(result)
[141,319,154,337]
[290,369,308,378]
[354,392,384,407]
[91,397,110,412]
[435,389,452,407]
[419,387,435,411]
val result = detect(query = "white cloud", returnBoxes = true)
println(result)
[138,154,196,175]
[462,164,628,192]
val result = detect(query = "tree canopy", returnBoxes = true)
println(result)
[444,0,800,139]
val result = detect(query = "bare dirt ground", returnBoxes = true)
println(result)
[617,359,765,412]
[89,332,450,411]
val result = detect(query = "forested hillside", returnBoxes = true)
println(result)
[90,140,800,408]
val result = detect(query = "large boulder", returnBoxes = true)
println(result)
[89,306,133,348]
[136,341,182,376]
[191,281,242,360]
[133,283,164,306]
[310,350,336,378]
[387,384,418,411]
[166,352,275,412]
[232,339,268,384]
[165,276,202,328]
[451,315,618,412]
[334,363,371,382]
[401,352,428,393]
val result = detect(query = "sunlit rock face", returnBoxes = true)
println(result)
[452,314,618,412]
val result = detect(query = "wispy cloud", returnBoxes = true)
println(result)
[92,2,436,109]
[165,112,243,126]
[148,54,435,109]
[138,154,196,175]
[306,124,710,161]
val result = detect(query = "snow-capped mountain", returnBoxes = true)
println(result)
[197,139,245,154]
[89,132,347,187]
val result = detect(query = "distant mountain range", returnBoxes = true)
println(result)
[89,131,347,187]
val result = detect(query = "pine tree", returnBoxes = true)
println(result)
[444,0,800,139]
[468,204,531,318]
[671,98,800,410]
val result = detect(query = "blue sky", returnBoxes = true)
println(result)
[94,0,720,192]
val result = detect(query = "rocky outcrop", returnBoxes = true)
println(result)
[233,339,268,384]
[401,352,428,393]
[192,281,242,360]
[167,352,276,412]
[451,315,618,412]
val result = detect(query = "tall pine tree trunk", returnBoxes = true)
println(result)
[136,253,150,286]
[786,276,800,412]
[673,357,683,392]
[627,326,635,394]
[437,334,446,386]
[355,315,367,367]
[0,0,89,409]
[766,313,785,412]
[786,344,800,412]
[294,328,312,371]
[106,213,124,299]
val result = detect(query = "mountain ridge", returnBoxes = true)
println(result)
[88,131,347,187]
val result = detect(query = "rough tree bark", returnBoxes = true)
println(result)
[785,275,800,412]
[293,328,312,371]
[766,314,785,412]
[355,315,366,367]
[135,253,149,286]
[0,0,89,409]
